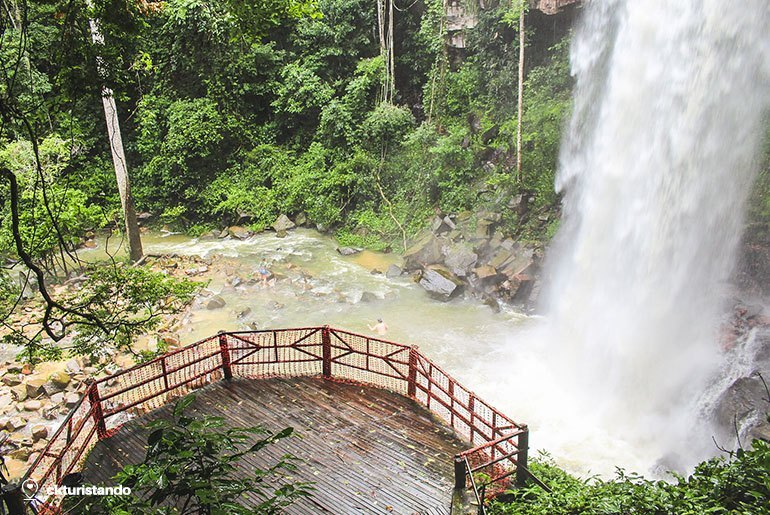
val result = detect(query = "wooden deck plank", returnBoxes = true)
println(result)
[80,377,464,514]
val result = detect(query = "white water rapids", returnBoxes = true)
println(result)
[474,0,770,475]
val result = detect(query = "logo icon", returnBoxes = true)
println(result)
[21,478,39,500]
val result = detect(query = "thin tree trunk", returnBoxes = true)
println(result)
[88,16,143,262]
[388,0,395,103]
[516,2,525,183]
[377,0,387,103]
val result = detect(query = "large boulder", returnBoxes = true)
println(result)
[385,264,402,278]
[23,400,42,411]
[443,243,478,278]
[5,416,27,431]
[48,371,71,389]
[272,214,296,232]
[227,226,252,240]
[9,384,27,402]
[714,376,767,429]
[31,425,48,442]
[403,233,444,271]
[419,266,463,301]
[25,376,47,398]
[206,295,227,310]
[2,374,21,386]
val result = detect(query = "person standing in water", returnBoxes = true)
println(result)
[368,318,388,336]
[258,259,271,286]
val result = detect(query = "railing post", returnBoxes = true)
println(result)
[1,482,25,515]
[516,424,529,487]
[407,346,418,397]
[218,331,232,380]
[322,326,332,378]
[86,381,107,440]
[453,455,466,490]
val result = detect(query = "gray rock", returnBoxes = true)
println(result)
[2,374,21,386]
[474,265,500,280]
[275,229,288,238]
[65,359,81,375]
[385,264,402,278]
[6,416,27,431]
[714,376,767,429]
[23,400,42,411]
[443,243,478,278]
[9,384,27,402]
[419,267,462,301]
[336,247,362,256]
[489,248,516,270]
[443,216,457,230]
[295,212,307,226]
[9,447,32,460]
[49,392,64,405]
[403,233,444,270]
[64,393,81,407]
[42,381,64,396]
[25,377,46,398]
[31,425,48,442]
[272,214,296,232]
[227,226,252,240]
[475,219,496,239]
[206,295,227,310]
[360,292,378,303]
[751,422,770,442]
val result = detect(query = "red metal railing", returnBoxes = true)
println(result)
[20,326,528,512]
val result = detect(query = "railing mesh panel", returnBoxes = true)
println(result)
[228,328,323,378]
[329,330,409,394]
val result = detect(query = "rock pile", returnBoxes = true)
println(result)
[0,359,92,471]
[401,211,542,309]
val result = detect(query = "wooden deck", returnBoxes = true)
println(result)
[81,376,466,514]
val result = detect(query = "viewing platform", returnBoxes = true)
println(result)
[19,327,531,514]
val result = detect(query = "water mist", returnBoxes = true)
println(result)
[481,0,770,476]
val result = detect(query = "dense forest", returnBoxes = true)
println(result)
[0,0,574,257]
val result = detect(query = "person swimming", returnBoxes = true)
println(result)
[368,318,388,335]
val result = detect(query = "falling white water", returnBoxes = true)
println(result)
[521,0,770,474]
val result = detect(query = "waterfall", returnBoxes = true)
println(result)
[537,0,770,471]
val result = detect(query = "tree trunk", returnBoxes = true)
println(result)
[516,2,526,183]
[88,16,143,262]
[388,0,395,103]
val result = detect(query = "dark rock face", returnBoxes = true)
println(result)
[399,210,541,310]
[403,233,444,270]
[419,267,463,301]
[443,243,478,278]
[715,376,768,432]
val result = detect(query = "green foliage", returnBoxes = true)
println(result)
[0,137,105,263]
[65,264,198,359]
[489,441,770,515]
[66,394,312,514]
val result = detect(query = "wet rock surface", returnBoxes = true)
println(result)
[403,211,542,309]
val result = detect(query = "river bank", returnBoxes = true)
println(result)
[2,219,769,481]
[1,225,532,479]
